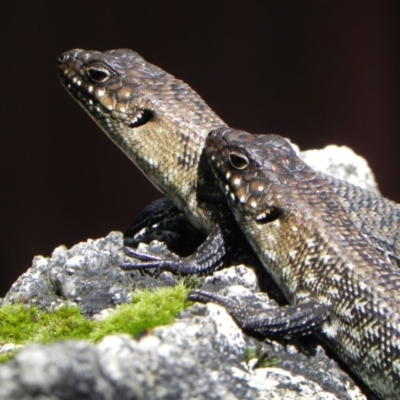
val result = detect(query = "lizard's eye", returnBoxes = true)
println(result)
[86,66,111,83]
[228,151,249,171]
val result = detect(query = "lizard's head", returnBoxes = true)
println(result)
[205,127,315,224]
[57,49,222,159]
[57,49,162,137]
[57,49,225,229]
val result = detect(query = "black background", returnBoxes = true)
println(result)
[1,1,399,296]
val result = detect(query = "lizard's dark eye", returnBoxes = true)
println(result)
[86,66,111,83]
[228,152,249,171]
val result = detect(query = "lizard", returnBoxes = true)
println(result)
[57,48,400,279]
[57,48,246,276]
[189,126,400,398]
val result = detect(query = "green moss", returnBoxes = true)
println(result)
[179,275,204,290]
[244,347,257,363]
[0,305,93,344]
[0,351,18,364]
[90,283,191,341]
[244,346,280,369]
[0,284,191,362]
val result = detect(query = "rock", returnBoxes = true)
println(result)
[0,306,254,400]
[0,263,367,399]
[1,232,132,316]
[0,292,364,399]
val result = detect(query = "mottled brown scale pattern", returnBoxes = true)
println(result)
[57,49,225,233]
[206,127,400,398]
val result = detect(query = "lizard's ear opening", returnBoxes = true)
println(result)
[255,207,282,224]
[127,109,154,128]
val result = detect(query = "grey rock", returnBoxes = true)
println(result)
[0,305,254,400]
[0,292,364,400]
[2,232,132,316]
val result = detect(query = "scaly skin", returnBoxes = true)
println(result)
[201,127,400,399]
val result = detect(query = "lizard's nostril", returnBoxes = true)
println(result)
[57,54,69,64]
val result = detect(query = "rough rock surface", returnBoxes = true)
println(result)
[0,144,376,400]
[0,304,254,400]
[2,232,130,316]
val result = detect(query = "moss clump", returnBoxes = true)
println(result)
[0,305,93,344]
[90,283,191,341]
[244,347,280,369]
[0,284,191,362]
[0,352,16,363]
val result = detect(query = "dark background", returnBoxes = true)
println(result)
[1,1,399,296]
